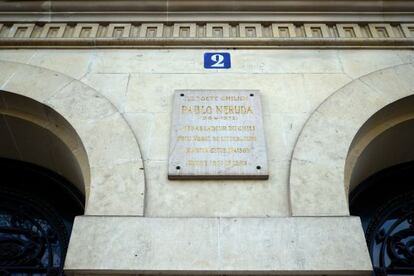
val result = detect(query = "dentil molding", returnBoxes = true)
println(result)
[0,21,413,48]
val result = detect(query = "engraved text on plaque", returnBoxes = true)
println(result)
[168,90,268,180]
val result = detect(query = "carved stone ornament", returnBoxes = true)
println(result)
[0,22,413,48]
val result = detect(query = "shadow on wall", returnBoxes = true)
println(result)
[0,90,89,202]
[347,96,414,275]
[346,95,414,195]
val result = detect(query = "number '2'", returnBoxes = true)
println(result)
[210,54,225,68]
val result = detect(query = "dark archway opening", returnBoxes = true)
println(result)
[0,158,84,276]
[350,161,414,276]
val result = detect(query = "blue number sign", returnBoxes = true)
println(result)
[204,52,231,69]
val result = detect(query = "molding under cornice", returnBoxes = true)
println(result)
[1,1,414,23]
[2,1,414,13]
[1,12,414,23]
[1,38,413,49]
[0,21,413,49]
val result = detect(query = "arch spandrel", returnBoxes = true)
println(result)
[0,60,145,216]
[1,62,74,102]
[290,62,414,216]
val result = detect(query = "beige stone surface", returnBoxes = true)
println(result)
[0,50,36,63]
[27,51,95,80]
[397,50,414,63]
[90,50,202,74]
[123,70,352,216]
[0,49,413,218]
[290,63,414,216]
[90,49,343,74]
[73,113,141,168]
[0,62,25,88]
[65,216,372,275]
[0,60,146,216]
[291,81,391,215]
[2,63,73,101]
[338,50,410,79]
[233,50,342,74]
[46,80,117,122]
[144,160,289,217]
[122,112,154,161]
[358,63,414,102]
[80,73,129,112]
[87,161,145,215]
[124,72,351,116]
[5,48,414,275]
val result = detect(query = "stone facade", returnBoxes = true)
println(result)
[1,1,414,275]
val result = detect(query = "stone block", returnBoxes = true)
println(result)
[123,112,154,161]
[86,161,145,216]
[65,216,372,275]
[0,50,37,63]
[46,80,116,123]
[144,160,290,217]
[28,50,94,79]
[2,63,73,101]
[81,72,129,112]
[72,113,141,169]
[338,50,405,79]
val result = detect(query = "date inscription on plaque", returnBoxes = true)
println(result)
[168,90,268,180]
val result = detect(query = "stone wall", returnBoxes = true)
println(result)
[1,48,413,274]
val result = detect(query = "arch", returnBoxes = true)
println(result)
[0,95,87,194]
[0,158,85,275]
[290,62,414,216]
[347,98,414,193]
[0,60,145,216]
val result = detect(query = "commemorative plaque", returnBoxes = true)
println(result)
[168,90,268,180]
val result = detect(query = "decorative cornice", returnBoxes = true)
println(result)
[0,22,413,48]
[2,0,414,13]
[1,1,414,23]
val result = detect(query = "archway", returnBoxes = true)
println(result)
[349,135,414,274]
[0,91,88,275]
[0,60,145,216]
[0,91,89,196]
[0,60,145,273]
[0,159,84,275]
[346,96,414,193]
[347,97,414,275]
[290,62,414,216]
[350,161,414,275]
[290,62,414,273]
